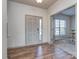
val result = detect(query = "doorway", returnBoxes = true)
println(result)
[25,15,43,45]
[50,6,76,57]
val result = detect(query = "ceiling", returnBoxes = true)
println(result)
[61,6,75,16]
[9,0,58,9]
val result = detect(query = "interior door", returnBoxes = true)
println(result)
[25,15,43,45]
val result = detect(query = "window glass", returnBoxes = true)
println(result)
[55,20,59,27]
[60,20,66,27]
[55,28,59,35]
[55,19,66,36]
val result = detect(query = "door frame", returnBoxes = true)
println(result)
[50,5,76,43]
[25,15,43,45]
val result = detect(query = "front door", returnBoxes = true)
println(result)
[25,15,43,45]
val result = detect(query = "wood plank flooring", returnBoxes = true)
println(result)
[8,43,76,59]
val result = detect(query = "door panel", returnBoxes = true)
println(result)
[25,15,42,45]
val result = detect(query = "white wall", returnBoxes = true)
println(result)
[71,16,75,30]
[47,0,76,43]
[2,0,7,59]
[48,0,76,15]
[8,1,48,48]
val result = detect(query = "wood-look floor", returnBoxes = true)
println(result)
[8,43,76,59]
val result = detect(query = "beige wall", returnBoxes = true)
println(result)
[2,0,7,59]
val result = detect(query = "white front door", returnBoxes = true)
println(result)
[25,15,43,45]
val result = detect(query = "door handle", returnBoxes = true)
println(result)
[37,28,39,31]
